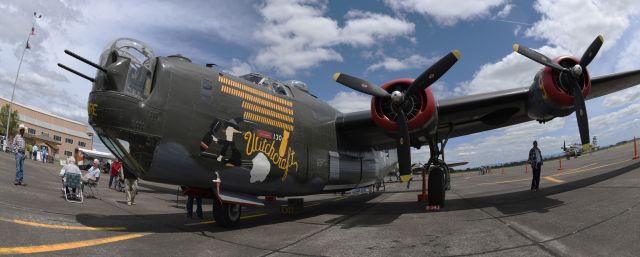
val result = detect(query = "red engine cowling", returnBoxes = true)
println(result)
[527,56,591,121]
[371,78,438,133]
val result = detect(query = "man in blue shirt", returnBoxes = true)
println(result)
[528,140,543,191]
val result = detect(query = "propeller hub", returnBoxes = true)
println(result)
[571,64,583,78]
[391,90,404,104]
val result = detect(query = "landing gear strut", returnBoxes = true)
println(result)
[422,135,452,207]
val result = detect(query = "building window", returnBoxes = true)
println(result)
[53,135,61,142]
[64,151,72,157]
[41,132,49,137]
[27,128,36,135]
[65,138,73,144]
[78,141,86,147]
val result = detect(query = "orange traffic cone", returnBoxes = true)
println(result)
[633,137,639,160]
[557,159,564,171]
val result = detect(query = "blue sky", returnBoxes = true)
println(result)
[1,0,640,168]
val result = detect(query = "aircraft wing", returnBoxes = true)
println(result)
[337,69,640,150]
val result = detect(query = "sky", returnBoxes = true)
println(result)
[1,0,640,168]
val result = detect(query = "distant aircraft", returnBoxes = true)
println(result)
[561,141,583,159]
[57,35,640,227]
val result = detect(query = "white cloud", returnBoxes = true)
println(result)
[525,0,640,53]
[453,46,566,95]
[449,118,566,166]
[602,27,640,108]
[495,3,513,19]
[327,91,371,113]
[366,54,436,72]
[225,58,253,76]
[384,0,508,26]
[254,0,414,76]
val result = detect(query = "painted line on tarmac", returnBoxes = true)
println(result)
[0,217,126,231]
[478,178,529,185]
[305,203,321,207]
[554,160,629,177]
[543,176,564,184]
[479,162,602,186]
[184,213,269,226]
[332,196,348,201]
[0,233,149,255]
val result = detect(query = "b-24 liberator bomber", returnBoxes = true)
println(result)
[58,36,640,227]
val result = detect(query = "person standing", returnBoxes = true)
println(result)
[31,144,38,160]
[528,140,543,191]
[109,160,121,189]
[120,167,138,205]
[41,146,48,163]
[182,186,203,219]
[12,124,27,185]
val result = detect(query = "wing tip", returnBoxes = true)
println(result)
[512,43,520,52]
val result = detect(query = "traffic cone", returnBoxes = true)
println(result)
[557,159,564,171]
[633,137,639,160]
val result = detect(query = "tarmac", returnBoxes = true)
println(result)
[0,142,639,256]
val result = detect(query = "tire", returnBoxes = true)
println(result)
[214,203,241,228]
[428,166,446,207]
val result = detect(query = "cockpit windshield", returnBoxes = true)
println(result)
[239,73,294,97]
[104,38,156,98]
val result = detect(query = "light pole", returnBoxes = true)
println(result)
[4,12,42,149]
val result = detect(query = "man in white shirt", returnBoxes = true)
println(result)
[83,159,101,183]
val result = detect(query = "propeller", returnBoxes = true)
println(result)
[513,36,603,151]
[333,50,460,182]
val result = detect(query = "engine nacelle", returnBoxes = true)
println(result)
[371,78,438,134]
[527,56,591,122]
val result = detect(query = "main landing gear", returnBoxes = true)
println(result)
[421,136,452,208]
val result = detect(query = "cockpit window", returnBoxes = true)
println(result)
[239,73,294,97]
[108,38,156,99]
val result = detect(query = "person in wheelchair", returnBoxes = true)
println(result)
[60,157,82,200]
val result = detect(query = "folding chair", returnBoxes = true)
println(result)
[84,176,100,199]
[63,173,83,203]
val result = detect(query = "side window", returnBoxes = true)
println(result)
[274,84,293,97]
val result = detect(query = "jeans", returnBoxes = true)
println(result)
[109,175,115,188]
[15,153,24,183]
[531,163,541,190]
[186,195,203,218]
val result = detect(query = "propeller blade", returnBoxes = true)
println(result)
[405,50,460,97]
[572,82,590,151]
[580,35,604,67]
[513,44,568,72]
[395,108,412,182]
[332,72,390,98]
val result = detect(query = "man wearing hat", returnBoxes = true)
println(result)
[12,124,27,185]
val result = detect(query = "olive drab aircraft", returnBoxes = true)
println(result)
[58,36,640,227]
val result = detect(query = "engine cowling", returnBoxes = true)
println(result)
[527,56,591,121]
[371,78,438,133]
